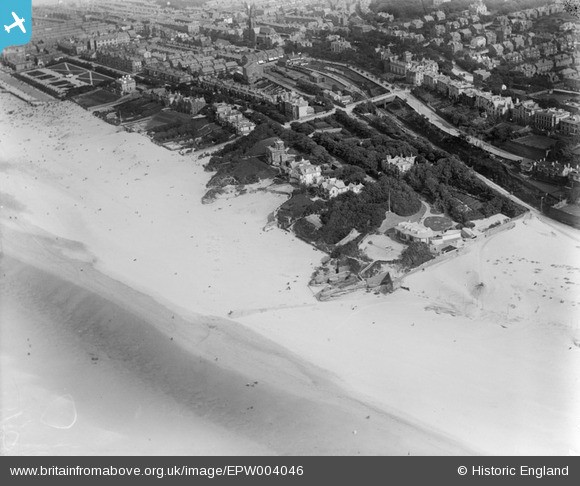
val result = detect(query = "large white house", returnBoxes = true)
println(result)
[382,155,417,173]
[288,160,323,186]
[394,222,434,243]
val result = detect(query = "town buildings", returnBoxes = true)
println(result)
[512,100,541,125]
[264,140,362,198]
[214,103,256,135]
[534,107,572,131]
[279,91,314,120]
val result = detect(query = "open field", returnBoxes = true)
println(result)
[74,89,121,108]
[513,134,558,151]
[144,109,193,130]
[423,216,453,231]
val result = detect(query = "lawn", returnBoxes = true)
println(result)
[74,89,121,108]
[512,134,557,151]
[379,202,427,232]
[78,71,114,85]
[423,216,453,231]
[117,99,164,121]
[277,193,315,225]
[50,62,86,75]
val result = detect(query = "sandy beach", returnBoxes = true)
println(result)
[1,93,579,455]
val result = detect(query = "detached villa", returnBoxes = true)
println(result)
[288,159,323,185]
[382,155,417,173]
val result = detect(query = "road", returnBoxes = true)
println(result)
[282,108,336,128]
[317,61,523,163]
[276,60,575,228]
[397,91,523,162]
[301,63,538,210]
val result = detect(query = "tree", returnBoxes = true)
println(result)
[400,242,433,269]
[489,124,514,144]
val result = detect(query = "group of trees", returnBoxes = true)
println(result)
[116,98,163,120]
[289,116,342,135]
[365,113,448,163]
[150,120,195,142]
[401,111,530,214]
[149,119,230,146]
[404,157,521,223]
[296,79,324,97]
[313,130,417,174]
[208,89,528,249]
[400,242,434,269]
[314,175,422,245]
[250,103,291,125]
[484,65,555,94]
[209,113,334,169]
[546,138,580,166]
[287,36,384,75]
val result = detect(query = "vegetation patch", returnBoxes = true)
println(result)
[74,89,120,108]
[423,216,454,232]
[207,157,277,189]
[399,242,434,269]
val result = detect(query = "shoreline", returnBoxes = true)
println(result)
[1,91,579,455]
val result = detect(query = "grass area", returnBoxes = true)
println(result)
[423,216,453,231]
[502,140,545,160]
[533,13,577,34]
[48,62,113,86]
[50,62,86,76]
[229,158,277,182]
[208,157,278,191]
[277,193,315,227]
[144,110,193,130]
[117,98,164,121]
[512,134,557,150]
[74,89,121,108]
[78,71,113,85]
[50,80,72,87]
[379,203,427,232]
[533,91,580,103]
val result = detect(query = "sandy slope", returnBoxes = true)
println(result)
[1,93,579,455]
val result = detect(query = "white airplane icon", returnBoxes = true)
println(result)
[4,12,26,34]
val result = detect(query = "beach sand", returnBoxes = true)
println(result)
[1,93,579,455]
